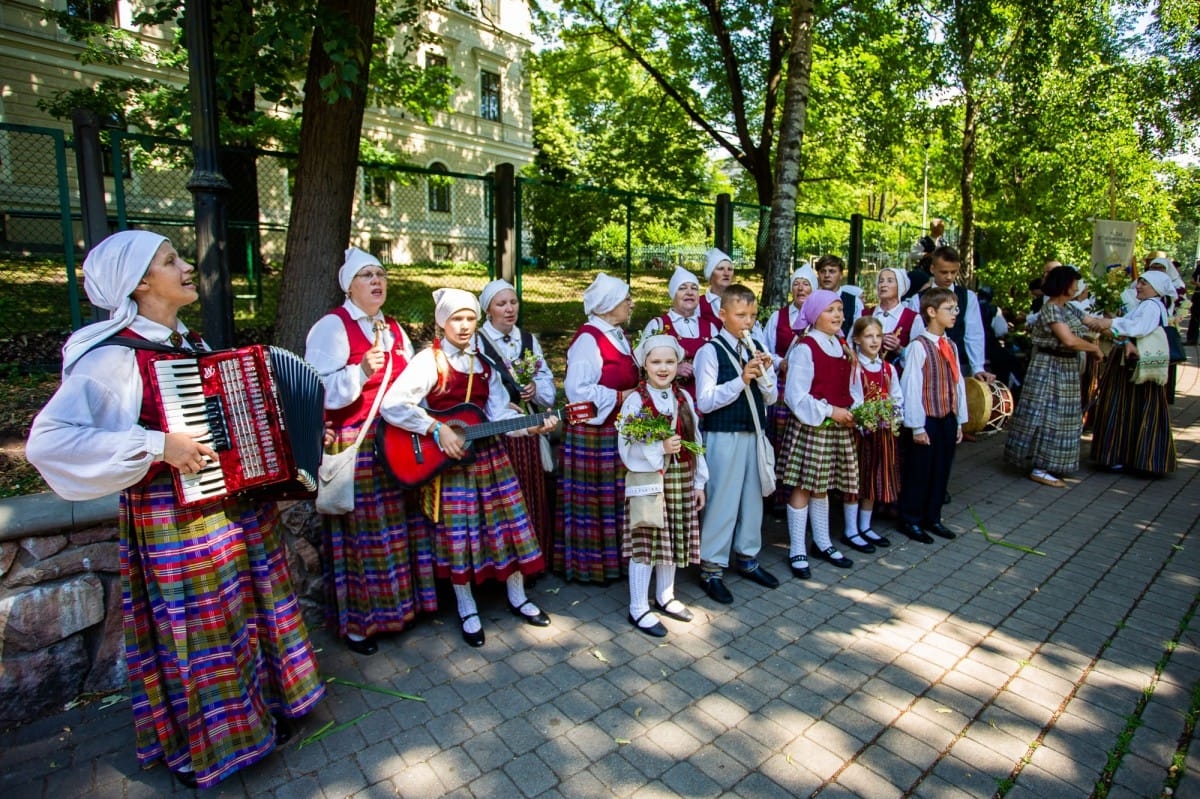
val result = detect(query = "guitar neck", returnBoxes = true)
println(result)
[461,409,550,441]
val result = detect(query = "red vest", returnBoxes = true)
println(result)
[773,305,800,357]
[426,340,493,412]
[865,305,918,349]
[635,382,694,464]
[698,294,721,327]
[571,324,639,424]
[325,307,409,428]
[802,336,853,408]
[860,362,894,402]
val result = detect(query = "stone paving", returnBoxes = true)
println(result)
[4,363,1200,798]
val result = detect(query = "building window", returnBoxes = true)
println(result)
[428,162,451,213]
[480,71,500,122]
[363,169,390,207]
[66,0,117,24]
[433,243,453,261]
[426,53,447,71]
[369,238,392,264]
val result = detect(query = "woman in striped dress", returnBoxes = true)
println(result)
[27,231,324,789]
[381,289,556,647]
[616,335,707,637]
[556,273,639,583]
[305,247,436,655]
[1003,265,1101,487]
[1084,271,1178,476]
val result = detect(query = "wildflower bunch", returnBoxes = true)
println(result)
[618,405,704,455]
[508,349,543,386]
[852,393,902,436]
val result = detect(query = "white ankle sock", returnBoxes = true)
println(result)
[787,505,809,563]
[858,507,873,532]
[454,584,481,634]
[628,561,655,626]
[811,496,839,555]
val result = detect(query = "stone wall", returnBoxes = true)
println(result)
[0,497,326,729]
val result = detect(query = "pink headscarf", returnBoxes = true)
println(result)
[797,289,842,330]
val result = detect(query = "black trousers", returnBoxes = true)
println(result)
[899,414,958,527]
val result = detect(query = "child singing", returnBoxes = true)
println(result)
[849,316,902,548]
[617,335,707,637]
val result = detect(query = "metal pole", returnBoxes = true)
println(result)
[185,0,234,348]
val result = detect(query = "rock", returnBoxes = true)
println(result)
[0,634,88,727]
[20,534,67,560]
[68,525,119,546]
[0,574,105,652]
[83,572,127,694]
[0,541,16,577]
[3,541,119,587]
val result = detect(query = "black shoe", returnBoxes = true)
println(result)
[628,610,667,637]
[701,574,734,604]
[789,555,811,580]
[737,564,780,589]
[508,600,551,627]
[273,715,296,747]
[173,769,198,789]
[817,546,853,568]
[653,599,694,622]
[460,613,485,647]
[344,636,378,655]
[843,535,877,554]
[924,522,957,540]
[862,529,891,547]
[898,522,934,544]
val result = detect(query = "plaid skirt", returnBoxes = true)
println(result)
[622,457,701,566]
[856,428,901,503]
[1090,349,1177,475]
[555,422,625,583]
[781,422,860,495]
[430,436,545,585]
[1004,351,1084,475]
[503,433,553,558]
[121,475,325,789]
[324,419,437,639]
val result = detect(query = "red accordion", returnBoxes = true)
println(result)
[146,345,324,505]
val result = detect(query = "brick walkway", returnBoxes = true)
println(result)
[4,362,1200,798]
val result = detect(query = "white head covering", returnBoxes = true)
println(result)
[704,248,733,280]
[1149,256,1185,290]
[1073,280,1088,300]
[790,264,818,295]
[583,272,630,316]
[1140,270,1174,299]
[433,288,480,328]
[479,279,516,315]
[668,266,700,300]
[61,230,168,373]
[633,333,685,367]
[877,267,911,300]
[339,247,382,293]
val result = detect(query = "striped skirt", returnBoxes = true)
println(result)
[781,422,860,495]
[1089,349,1177,475]
[120,476,325,789]
[622,456,701,566]
[503,433,553,559]
[324,419,437,639]
[856,428,901,503]
[431,436,545,585]
[555,422,624,584]
[1004,351,1084,475]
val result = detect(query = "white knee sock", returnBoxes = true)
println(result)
[844,502,867,544]
[454,583,481,633]
[506,572,540,617]
[811,496,839,555]
[628,561,655,625]
[654,565,677,607]
[787,505,809,563]
[858,507,874,532]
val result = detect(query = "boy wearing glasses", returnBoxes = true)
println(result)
[896,287,967,544]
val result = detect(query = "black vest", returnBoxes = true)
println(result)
[840,289,856,337]
[945,285,970,371]
[700,337,766,433]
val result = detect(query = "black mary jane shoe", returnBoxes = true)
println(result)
[344,636,378,656]
[924,522,957,540]
[460,613,485,647]
[628,610,668,638]
[654,599,694,622]
[789,555,812,580]
[843,535,877,554]
[862,529,891,547]
[818,546,854,569]
[173,769,198,789]
[508,600,552,627]
[898,522,934,544]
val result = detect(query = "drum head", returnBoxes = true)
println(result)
[964,377,991,434]
[984,382,1015,433]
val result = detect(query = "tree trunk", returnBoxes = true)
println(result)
[960,89,978,281]
[274,0,376,353]
[761,0,815,308]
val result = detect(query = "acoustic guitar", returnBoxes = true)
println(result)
[376,401,594,488]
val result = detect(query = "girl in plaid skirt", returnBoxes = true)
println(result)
[849,316,903,546]
[781,290,867,580]
[617,335,708,637]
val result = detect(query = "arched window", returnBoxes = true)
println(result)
[428,162,451,213]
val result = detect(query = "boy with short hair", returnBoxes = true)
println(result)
[896,287,968,544]
[694,284,780,603]
[814,254,863,337]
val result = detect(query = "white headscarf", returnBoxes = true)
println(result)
[877,267,911,300]
[433,288,480,328]
[790,264,818,296]
[704,248,732,280]
[479,279,516,315]
[668,266,700,300]
[583,272,629,316]
[339,247,381,293]
[1140,270,1174,300]
[1148,257,1185,291]
[61,230,168,373]
[633,333,685,368]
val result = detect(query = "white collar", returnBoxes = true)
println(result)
[343,299,384,323]
[131,315,193,347]
[482,320,518,342]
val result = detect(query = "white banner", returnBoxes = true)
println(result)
[1091,219,1138,278]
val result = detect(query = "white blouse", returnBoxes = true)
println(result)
[1109,297,1169,339]
[305,300,413,411]
[642,309,706,341]
[616,390,708,491]
[478,321,556,409]
[850,353,904,415]
[564,317,632,425]
[693,329,777,417]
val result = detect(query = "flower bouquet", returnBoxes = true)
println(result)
[852,394,902,436]
[618,405,705,455]
[508,349,543,386]
[1088,266,1129,318]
